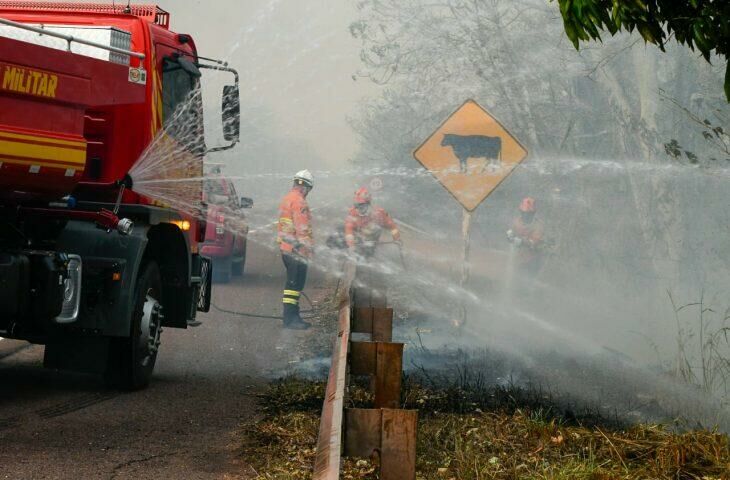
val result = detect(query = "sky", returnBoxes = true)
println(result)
[152,0,378,167]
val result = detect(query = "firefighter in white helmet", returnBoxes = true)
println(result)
[276,170,314,329]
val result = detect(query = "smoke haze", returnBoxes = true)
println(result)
[117,0,730,428]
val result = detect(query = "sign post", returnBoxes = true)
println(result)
[413,99,528,326]
[460,208,472,286]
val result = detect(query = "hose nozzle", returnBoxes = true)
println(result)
[116,174,134,190]
[116,218,134,236]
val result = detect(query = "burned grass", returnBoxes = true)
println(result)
[240,378,730,479]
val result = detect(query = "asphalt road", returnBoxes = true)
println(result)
[0,240,335,479]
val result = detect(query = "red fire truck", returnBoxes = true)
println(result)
[0,3,240,389]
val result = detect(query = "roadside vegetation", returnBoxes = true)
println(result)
[240,377,730,479]
[668,293,730,403]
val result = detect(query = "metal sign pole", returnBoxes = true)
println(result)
[457,208,473,328]
[460,208,472,286]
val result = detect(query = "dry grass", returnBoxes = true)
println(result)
[416,411,730,479]
[240,379,730,479]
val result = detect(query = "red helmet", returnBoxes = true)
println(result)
[354,187,372,204]
[519,197,536,213]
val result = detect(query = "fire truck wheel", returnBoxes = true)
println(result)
[106,261,163,390]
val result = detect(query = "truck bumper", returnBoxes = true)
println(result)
[200,243,230,258]
[0,250,82,337]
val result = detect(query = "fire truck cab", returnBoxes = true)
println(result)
[0,3,240,389]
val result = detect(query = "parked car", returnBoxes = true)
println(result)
[202,176,253,283]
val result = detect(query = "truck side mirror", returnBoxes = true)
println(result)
[239,197,253,209]
[222,85,240,143]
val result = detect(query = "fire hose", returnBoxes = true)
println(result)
[210,242,408,320]
[211,291,319,320]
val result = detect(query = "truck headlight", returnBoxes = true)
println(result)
[56,255,82,324]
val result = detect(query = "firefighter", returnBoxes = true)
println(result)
[344,187,401,258]
[506,196,544,275]
[277,170,314,330]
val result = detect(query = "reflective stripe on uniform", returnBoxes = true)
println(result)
[283,290,300,297]
[283,298,299,305]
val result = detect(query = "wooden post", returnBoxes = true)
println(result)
[344,408,417,480]
[353,265,387,307]
[352,307,393,342]
[350,341,404,409]
[342,265,416,479]
[371,308,393,342]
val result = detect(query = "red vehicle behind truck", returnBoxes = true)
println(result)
[202,168,252,283]
[0,2,240,389]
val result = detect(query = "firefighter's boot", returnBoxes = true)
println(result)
[283,303,310,330]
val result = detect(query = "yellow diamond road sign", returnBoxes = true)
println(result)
[413,100,528,211]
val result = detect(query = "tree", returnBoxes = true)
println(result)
[349,0,730,317]
[661,90,730,166]
[555,0,730,100]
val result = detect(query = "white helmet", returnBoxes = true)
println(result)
[294,169,314,188]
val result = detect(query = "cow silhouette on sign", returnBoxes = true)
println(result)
[441,133,502,173]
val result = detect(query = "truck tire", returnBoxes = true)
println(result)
[106,261,164,390]
[232,241,246,277]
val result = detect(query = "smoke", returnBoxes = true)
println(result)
[149,0,377,168]
[120,0,730,429]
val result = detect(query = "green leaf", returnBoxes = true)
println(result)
[555,0,728,102]
[693,23,711,54]
[564,21,581,49]
[664,139,682,158]
[637,23,655,43]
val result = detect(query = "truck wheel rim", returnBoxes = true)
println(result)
[139,293,163,367]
